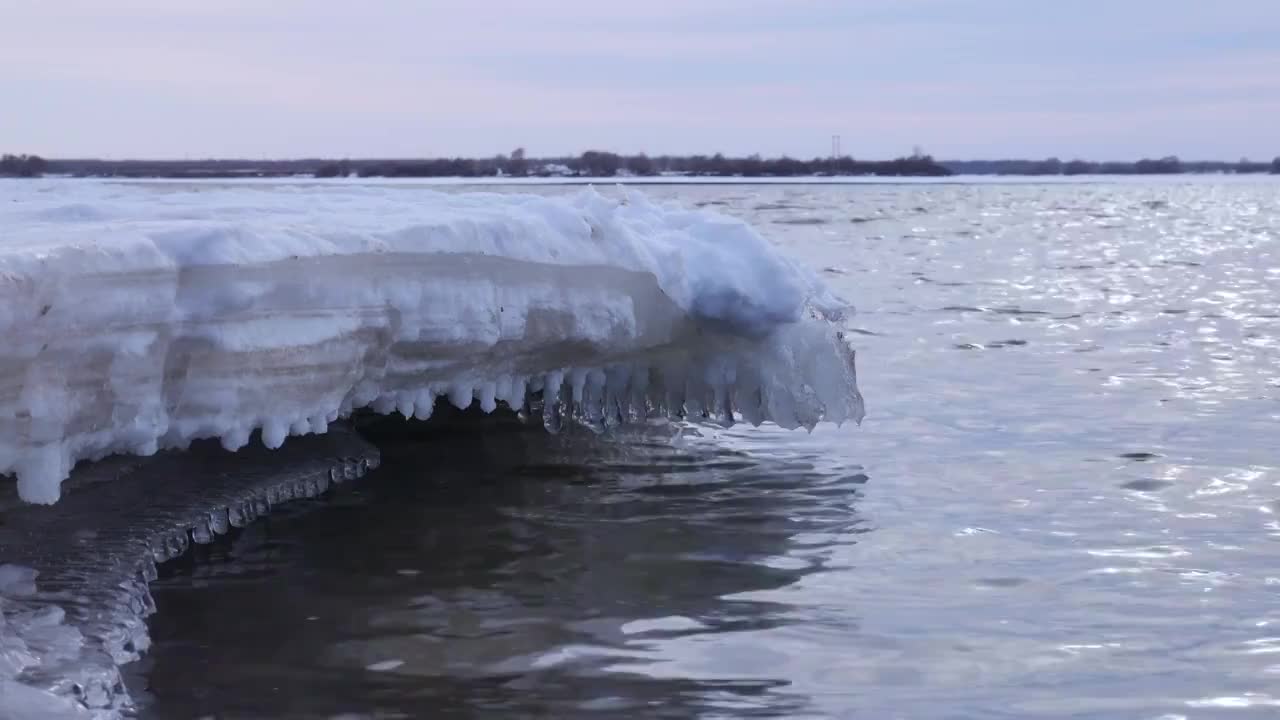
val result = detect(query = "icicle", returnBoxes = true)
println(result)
[371,394,396,415]
[477,381,497,413]
[227,501,249,528]
[447,383,472,410]
[208,508,230,535]
[628,365,650,421]
[660,361,687,420]
[494,375,514,406]
[511,376,529,417]
[541,370,564,433]
[395,392,415,419]
[262,418,288,450]
[413,388,436,420]
[190,520,213,545]
[220,426,250,452]
[575,368,607,433]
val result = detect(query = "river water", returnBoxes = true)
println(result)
[130,179,1280,719]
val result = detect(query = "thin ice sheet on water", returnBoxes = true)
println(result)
[0,428,380,717]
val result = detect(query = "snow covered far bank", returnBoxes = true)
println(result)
[0,181,864,504]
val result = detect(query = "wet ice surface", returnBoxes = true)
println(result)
[0,427,379,716]
[43,178,1280,717]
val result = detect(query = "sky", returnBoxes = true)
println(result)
[2,0,1278,160]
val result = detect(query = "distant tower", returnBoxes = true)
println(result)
[831,135,842,159]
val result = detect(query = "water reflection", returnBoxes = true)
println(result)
[132,420,869,718]
[117,179,1280,718]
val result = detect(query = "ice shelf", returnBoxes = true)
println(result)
[1,181,864,504]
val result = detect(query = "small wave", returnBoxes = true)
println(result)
[1119,479,1174,491]
[772,217,830,226]
[940,305,1050,318]
[952,339,1028,350]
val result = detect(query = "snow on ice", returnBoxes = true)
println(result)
[0,180,864,504]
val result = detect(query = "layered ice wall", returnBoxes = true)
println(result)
[1,181,864,504]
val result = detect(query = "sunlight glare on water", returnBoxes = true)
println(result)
[134,178,1280,719]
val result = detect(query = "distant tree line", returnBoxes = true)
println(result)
[12,151,1280,179]
[24,157,321,179]
[20,149,949,179]
[945,156,1280,176]
[340,149,951,178]
[0,154,48,177]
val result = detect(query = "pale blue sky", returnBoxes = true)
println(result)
[2,0,1277,159]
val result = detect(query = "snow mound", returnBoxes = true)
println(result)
[0,181,864,504]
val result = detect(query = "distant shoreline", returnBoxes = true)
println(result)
[24,174,1280,188]
[4,151,1278,180]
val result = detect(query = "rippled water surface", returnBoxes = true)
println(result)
[133,179,1280,718]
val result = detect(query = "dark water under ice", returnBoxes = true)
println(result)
[121,179,1280,718]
